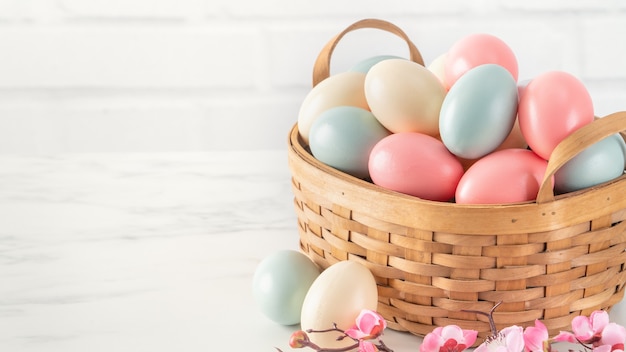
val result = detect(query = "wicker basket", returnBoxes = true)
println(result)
[287,18,626,342]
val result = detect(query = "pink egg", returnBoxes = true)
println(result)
[455,149,549,204]
[518,71,594,160]
[368,132,464,201]
[444,33,518,89]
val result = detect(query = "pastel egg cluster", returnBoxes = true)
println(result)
[298,33,626,204]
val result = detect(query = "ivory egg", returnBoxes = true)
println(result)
[365,58,446,136]
[300,261,378,349]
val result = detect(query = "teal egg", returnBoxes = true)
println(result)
[555,133,626,193]
[439,64,519,159]
[349,55,404,73]
[309,106,391,179]
[252,250,320,325]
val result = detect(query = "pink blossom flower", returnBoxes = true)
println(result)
[420,325,478,352]
[475,325,525,352]
[598,322,626,351]
[345,310,387,341]
[523,320,549,352]
[359,340,379,352]
[555,310,609,345]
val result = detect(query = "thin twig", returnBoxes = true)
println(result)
[462,301,503,337]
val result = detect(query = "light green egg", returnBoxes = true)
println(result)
[439,64,519,159]
[252,250,320,325]
[555,133,626,193]
[309,106,391,179]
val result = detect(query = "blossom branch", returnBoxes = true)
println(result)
[278,310,393,352]
[462,301,502,337]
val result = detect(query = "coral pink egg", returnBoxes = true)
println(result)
[455,149,549,204]
[368,132,464,201]
[518,71,594,160]
[444,33,518,89]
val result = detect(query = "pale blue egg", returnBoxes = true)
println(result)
[439,64,519,159]
[349,55,404,73]
[252,250,320,325]
[555,133,626,193]
[309,106,391,179]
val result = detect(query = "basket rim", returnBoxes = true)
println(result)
[288,123,626,235]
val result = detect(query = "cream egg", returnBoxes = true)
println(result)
[300,261,378,349]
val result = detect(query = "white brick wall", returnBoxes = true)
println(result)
[0,0,625,153]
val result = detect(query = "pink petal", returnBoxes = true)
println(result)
[360,314,378,334]
[554,331,577,343]
[590,310,610,333]
[599,322,626,347]
[345,326,369,340]
[572,315,594,341]
[524,320,549,352]
[473,342,489,352]
[503,326,525,351]
[355,310,386,337]
[359,340,378,352]
[592,345,612,352]
[463,329,479,347]
[421,329,445,352]
[441,325,465,341]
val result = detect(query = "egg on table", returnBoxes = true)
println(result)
[252,250,320,325]
[300,261,378,349]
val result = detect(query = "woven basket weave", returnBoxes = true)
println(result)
[287,18,626,342]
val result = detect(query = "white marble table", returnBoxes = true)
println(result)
[0,151,624,352]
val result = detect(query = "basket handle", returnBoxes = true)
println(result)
[536,111,626,204]
[312,18,425,87]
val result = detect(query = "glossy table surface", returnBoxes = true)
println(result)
[1,151,624,351]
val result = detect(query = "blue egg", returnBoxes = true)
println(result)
[439,64,519,159]
[555,133,626,193]
[252,250,320,326]
[309,106,391,179]
[349,55,405,73]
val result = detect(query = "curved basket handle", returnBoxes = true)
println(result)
[536,111,626,204]
[312,18,425,87]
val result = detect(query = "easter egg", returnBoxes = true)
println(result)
[445,33,518,89]
[349,55,404,73]
[456,118,527,171]
[439,64,518,159]
[364,58,446,136]
[369,132,464,201]
[499,118,527,150]
[518,71,594,160]
[300,261,378,349]
[427,53,447,87]
[455,149,549,204]
[309,106,391,179]
[298,71,369,144]
[252,250,320,325]
[555,133,626,194]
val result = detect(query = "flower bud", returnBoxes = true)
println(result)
[289,330,309,348]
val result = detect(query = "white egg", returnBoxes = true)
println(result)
[300,261,378,349]
[297,71,368,145]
